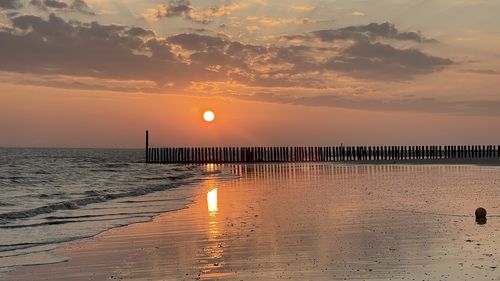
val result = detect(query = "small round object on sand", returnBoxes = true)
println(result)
[475,207,487,219]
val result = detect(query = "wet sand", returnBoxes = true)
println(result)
[4,163,500,280]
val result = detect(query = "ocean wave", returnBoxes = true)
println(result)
[0,242,52,254]
[104,163,130,168]
[45,211,160,220]
[0,173,198,223]
[0,237,88,257]
[38,193,67,199]
[0,176,26,181]
[141,174,192,181]
[0,214,158,229]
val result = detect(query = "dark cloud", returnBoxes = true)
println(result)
[323,41,452,80]
[0,0,22,9]
[167,33,227,51]
[0,14,453,93]
[283,22,449,80]
[30,0,95,15]
[149,0,240,24]
[42,0,68,9]
[161,0,192,17]
[1,14,190,87]
[284,22,436,43]
[71,0,95,15]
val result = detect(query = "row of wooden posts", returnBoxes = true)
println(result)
[145,131,499,164]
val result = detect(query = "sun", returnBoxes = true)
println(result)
[203,110,215,122]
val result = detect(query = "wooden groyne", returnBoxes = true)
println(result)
[144,131,500,163]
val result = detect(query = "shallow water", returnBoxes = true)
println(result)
[0,148,222,269]
[5,163,500,280]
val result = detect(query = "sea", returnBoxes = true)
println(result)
[0,148,230,272]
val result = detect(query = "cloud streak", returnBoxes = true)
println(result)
[247,15,321,26]
[237,92,500,116]
[146,0,241,24]
[29,0,95,15]
[285,22,436,43]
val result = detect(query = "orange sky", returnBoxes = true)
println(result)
[2,82,499,148]
[1,0,500,148]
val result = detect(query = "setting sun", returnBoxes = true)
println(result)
[203,110,215,122]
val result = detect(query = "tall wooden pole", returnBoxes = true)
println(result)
[145,130,149,163]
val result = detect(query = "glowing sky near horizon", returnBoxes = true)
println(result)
[1,0,500,148]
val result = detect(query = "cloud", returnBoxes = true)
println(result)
[0,14,453,96]
[276,22,451,80]
[323,41,452,80]
[350,11,365,16]
[236,92,500,116]
[30,0,95,15]
[1,14,190,87]
[0,23,11,30]
[0,14,475,116]
[149,0,191,18]
[0,0,22,9]
[145,0,241,24]
[285,22,436,43]
[167,33,226,51]
[247,16,321,26]
[35,0,68,9]
[461,69,500,75]
[71,0,95,15]
[290,4,315,12]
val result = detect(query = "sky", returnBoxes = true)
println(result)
[1,0,500,148]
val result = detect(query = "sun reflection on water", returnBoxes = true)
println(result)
[206,163,216,172]
[203,186,225,276]
[207,188,218,214]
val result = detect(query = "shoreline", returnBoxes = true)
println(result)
[3,161,500,280]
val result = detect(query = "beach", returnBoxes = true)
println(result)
[3,0,500,279]
[3,163,500,280]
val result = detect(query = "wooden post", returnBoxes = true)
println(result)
[145,130,149,163]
